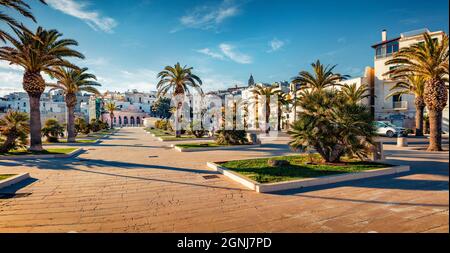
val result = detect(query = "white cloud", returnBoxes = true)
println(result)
[178,0,240,31]
[97,68,159,93]
[0,61,23,71]
[196,48,225,60]
[337,37,347,44]
[46,0,117,33]
[268,38,285,52]
[219,43,252,64]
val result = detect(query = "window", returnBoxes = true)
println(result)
[376,41,399,58]
[393,94,402,108]
[386,42,399,55]
[389,66,399,78]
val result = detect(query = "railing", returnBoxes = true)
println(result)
[393,101,408,110]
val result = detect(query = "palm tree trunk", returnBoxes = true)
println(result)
[67,105,76,143]
[110,114,114,129]
[0,134,17,153]
[427,110,442,151]
[265,100,270,134]
[28,94,43,151]
[415,105,425,136]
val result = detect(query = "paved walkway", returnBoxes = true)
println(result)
[0,128,448,232]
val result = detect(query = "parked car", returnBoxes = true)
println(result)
[374,121,407,138]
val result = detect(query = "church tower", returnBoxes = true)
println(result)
[248,74,255,87]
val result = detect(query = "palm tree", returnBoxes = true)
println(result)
[104,101,118,129]
[156,62,203,137]
[0,0,46,42]
[41,118,64,143]
[289,89,375,163]
[278,92,294,130]
[385,33,449,151]
[251,83,282,133]
[386,75,426,136]
[292,60,349,92]
[0,110,30,153]
[47,67,101,142]
[340,83,371,104]
[0,26,84,151]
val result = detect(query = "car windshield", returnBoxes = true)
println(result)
[384,122,397,128]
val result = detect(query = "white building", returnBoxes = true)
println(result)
[371,28,448,130]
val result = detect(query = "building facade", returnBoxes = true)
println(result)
[371,28,449,130]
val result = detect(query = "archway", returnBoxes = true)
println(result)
[130,116,135,126]
[124,116,128,125]
[118,116,122,125]
[136,117,141,126]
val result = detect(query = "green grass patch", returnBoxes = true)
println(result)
[145,128,203,140]
[0,148,78,156]
[176,143,224,149]
[145,128,173,137]
[175,142,252,149]
[0,174,15,181]
[43,139,97,144]
[219,155,390,184]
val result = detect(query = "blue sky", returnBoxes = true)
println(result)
[0,0,448,95]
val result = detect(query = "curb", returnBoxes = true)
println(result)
[0,173,30,190]
[43,139,101,146]
[0,148,84,160]
[206,162,410,193]
[174,144,261,152]
[159,137,215,142]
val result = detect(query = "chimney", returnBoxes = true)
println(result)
[382,29,387,42]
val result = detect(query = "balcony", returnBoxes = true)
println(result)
[393,101,408,110]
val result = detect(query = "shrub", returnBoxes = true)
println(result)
[288,89,376,163]
[215,130,248,145]
[155,119,173,131]
[89,119,109,133]
[187,120,206,138]
[0,111,30,153]
[75,117,89,135]
[41,118,65,143]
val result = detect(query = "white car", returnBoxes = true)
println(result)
[374,121,407,138]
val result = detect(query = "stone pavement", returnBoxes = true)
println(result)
[0,128,448,232]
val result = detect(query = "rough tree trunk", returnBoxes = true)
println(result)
[424,79,447,152]
[66,93,77,143]
[110,114,114,129]
[265,100,270,134]
[427,110,442,151]
[28,94,43,151]
[415,99,425,137]
[23,71,45,151]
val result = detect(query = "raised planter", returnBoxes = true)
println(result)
[158,137,214,142]
[207,161,410,193]
[0,173,30,190]
[43,139,101,146]
[0,148,84,160]
[175,144,261,152]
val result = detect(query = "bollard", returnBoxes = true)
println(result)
[397,135,408,147]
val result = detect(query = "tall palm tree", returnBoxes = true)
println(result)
[0,0,46,42]
[47,67,101,142]
[340,83,371,104]
[292,60,349,92]
[0,26,84,151]
[386,75,426,136]
[104,101,118,129]
[156,62,203,137]
[0,110,30,153]
[278,92,293,130]
[251,83,282,133]
[385,33,449,151]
